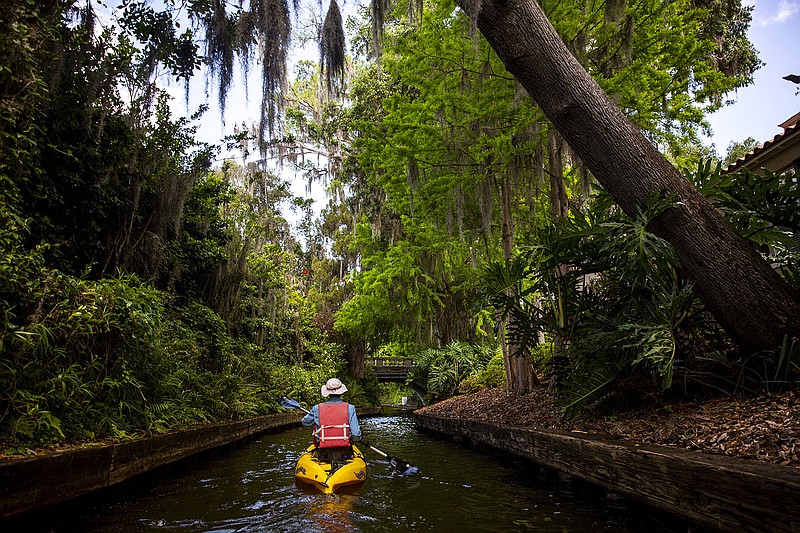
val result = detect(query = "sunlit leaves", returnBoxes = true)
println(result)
[542,0,758,149]
[410,342,496,400]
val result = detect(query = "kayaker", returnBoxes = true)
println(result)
[301,378,362,462]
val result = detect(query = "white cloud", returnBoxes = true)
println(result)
[756,0,800,26]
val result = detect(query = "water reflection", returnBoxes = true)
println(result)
[303,494,359,533]
[9,415,689,532]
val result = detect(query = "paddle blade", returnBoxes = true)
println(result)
[403,466,420,475]
[279,396,304,411]
[388,456,419,476]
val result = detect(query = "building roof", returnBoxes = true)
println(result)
[725,111,800,174]
[779,110,800,131]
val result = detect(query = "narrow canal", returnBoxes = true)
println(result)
[17,415,690,532]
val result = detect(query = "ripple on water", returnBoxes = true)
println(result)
[15,416,689,532]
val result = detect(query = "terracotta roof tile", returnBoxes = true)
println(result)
[725,120,800,172]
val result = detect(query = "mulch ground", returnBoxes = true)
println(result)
[415,386,800,468]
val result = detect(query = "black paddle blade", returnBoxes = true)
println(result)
[360,440,419,475]
[388,456,420,476]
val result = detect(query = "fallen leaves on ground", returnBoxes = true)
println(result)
[416,387,800,468]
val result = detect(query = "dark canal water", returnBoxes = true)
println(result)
[14,415,691,532]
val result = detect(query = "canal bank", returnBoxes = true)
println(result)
[0,408,381,521]
[3,415,695,532]
[413,412,800,533]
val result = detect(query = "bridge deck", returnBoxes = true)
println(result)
[368,357,414,380]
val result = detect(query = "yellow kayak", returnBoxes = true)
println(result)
[294,445,367,494]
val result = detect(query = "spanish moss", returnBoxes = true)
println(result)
[320,0,346,94]
[253,0,291,148]
[201,0,236,120]
[408,0,423,24]
[370,0,391,57]
[199,0,291,149]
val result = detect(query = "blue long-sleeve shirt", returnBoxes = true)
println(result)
[301,396,361,437]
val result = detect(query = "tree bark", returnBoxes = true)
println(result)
[500,172,538,392]
[347,338,366,379]
[547,128,568,219]
[463,0,800,351]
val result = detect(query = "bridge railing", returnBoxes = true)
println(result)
[367,357,415,369]
[366,357,426,403]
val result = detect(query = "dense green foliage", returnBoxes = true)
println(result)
[0,0,789,450]
[409,343,505,401]
[481,167,800,414]
[480,192,706,412]
[0,1,373,451]
[319,0,774,407]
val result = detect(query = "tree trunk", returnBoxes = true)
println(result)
[348,339,366,379]
[547,128,571,390]
[498,321,514,392]
[500,172,538,392]
[464,0,800,351]
[547,128,568,219]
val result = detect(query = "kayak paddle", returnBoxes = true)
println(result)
[279,396,310,414]
[360,440,420,476]
[279,396,420,476]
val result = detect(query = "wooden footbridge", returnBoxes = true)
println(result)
[367,357,414,381]
[366,357,426,405]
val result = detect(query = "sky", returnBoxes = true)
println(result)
[703,0,800,155]
[172,0,800,158]
[152,0,800,222]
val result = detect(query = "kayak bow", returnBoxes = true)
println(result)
[294,444,367,494]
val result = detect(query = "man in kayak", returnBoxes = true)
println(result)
[302,378,362,462]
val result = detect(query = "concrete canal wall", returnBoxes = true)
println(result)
[1,408,381,521]
[414,413,800,533]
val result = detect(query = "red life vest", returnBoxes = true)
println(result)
[315,402,351,448]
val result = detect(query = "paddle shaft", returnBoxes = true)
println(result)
[360,440,418,473]
[280,396,419,474]
[364,443,388,458]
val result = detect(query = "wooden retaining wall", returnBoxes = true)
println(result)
[1,408,381,521]
[414,413,800,533]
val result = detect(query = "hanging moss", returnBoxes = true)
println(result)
[199,0,290,147]
[320,0,346,94]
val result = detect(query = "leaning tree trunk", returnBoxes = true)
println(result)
[462,0,800,351]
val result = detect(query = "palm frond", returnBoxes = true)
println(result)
[560,362,623,417]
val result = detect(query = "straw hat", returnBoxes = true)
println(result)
[321,378,348,397]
